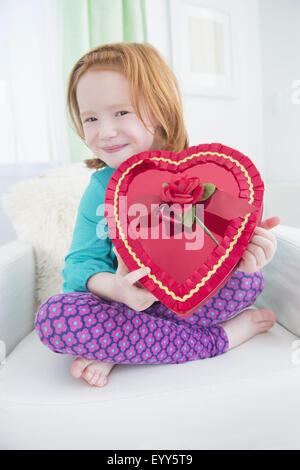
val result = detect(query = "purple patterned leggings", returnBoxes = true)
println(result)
[34,269,264,364]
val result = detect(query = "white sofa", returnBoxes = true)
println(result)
[0,165,300,450]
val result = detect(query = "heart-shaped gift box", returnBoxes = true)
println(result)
[105,143,264,318]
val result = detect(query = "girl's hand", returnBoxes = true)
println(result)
[112,246,158,311]
[236,216,281,273]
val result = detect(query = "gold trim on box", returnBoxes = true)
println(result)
[113,151,254,302]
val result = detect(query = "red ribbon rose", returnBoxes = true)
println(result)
[160,175,204,205]
[159,175,219,244]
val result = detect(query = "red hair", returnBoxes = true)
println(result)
[66,42,189,169]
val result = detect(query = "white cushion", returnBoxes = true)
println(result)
[256,225,300,337]
[39,162,94,179]
[1,165,95,315]
[1,323,300,450]
[0,241,35,356]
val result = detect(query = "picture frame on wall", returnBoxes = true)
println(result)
[169,0,235,98]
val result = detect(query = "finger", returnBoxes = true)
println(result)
[253,226,277,244]
[113,246,130,275]
[250,234,275,260]
[134,287,157,305]
[125,266,151,287]
[259,216,281,231]
[134,281,158,302]
[245,243,265,267]
[240,250,258,272]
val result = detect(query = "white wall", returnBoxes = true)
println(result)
[146,0,300,228]
[258,0,300,227]
[146,0,265,188]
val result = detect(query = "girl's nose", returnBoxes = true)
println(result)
[98,121,118,139]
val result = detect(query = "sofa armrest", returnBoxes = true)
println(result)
[0,241,35,357]
[255,224,300,337]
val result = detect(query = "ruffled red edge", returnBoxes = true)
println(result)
[105,143,264,319]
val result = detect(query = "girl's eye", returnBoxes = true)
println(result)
[116,111,128,117]
[84,111,128,123]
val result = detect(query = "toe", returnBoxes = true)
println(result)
[82,366,104,386]
[80,362,114,387]
[82,367,95,384]
[85,368,108,387]
[89,372,98,386]
[94,374,108,387]
[253,309,277,324]
[254,309,277,333]
[70,358,93,379]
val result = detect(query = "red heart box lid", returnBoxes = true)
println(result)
[105,143,264,319]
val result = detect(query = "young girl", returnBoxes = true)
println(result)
[34,42,279,388]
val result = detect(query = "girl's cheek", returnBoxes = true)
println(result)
[83,126,96,147]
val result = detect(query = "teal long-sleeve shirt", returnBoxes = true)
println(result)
[62,166,118,293]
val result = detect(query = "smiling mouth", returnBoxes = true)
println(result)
[103,144,128,152]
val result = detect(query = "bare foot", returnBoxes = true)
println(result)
[70,358,115,387]
[220,308,277,350]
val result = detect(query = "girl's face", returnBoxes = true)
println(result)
[76,69,161,169]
